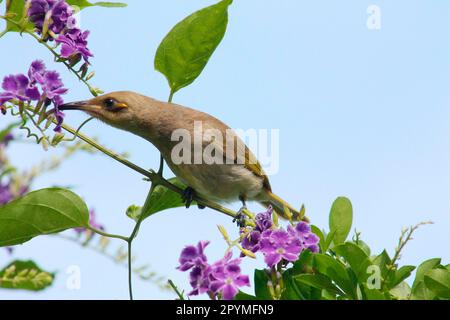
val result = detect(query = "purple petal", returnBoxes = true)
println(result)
[221,284,238,300]
[234,275,250,287]
[264,253,282,268]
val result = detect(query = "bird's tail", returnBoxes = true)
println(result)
[260,191,309,222]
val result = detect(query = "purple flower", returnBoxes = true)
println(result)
[56,28,93,64]
[259,229,302,268]
[0,61,67,132]
[178,242,250,300]
[0,182,13,205]
[241,230,261,255]
[27,0,75,36]
[255,206,273,232]
[188,265,212,296]
[177,240,209,271]
[5,247,14,255]
[288,222,320,253]
[1,133,13,147]
[209,252,250,300]
[0,74,40,106]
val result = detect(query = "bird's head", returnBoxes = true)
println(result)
[59,91,151,131]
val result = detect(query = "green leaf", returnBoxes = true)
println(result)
[354,239,371,256]
[90,1,127,7]
[411,281,436,300]
[281,269,306,300]
[323,229,336,252]
[424,268,450,299]
[254,269,272,300]
[234,291,257,300]
[390,265,415,289]
[412,258,441,292]
[389,282,411,300]
[154,0,232,94]
[372,250,392,283]
[0,260,54,291]
[292,249,314,274]
[313,254,356,298]
[0,122,20,141]
[334,242,372,284]
[0,188,89,247]
[363,286,389,300]
[295,274,344,297]
[311,225,324,252]
[329,197,353,245]
[140,178,190,220]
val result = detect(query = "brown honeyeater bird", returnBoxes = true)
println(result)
[60,91,306,221]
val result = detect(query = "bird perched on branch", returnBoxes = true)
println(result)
[60,91,307,222]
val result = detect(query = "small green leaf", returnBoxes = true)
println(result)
[424,268,450,299]
[389,282,411,300]
[334,242,372,284]
[155,0,232,94]
[363,286,388,300]
[0,188,89,247]
[310,225,324,252]
[390,265,415,289]
[372,250,392,282]
[234,291,257,300]
[140,178,190,220]
[254,269,272,300]
[0,260,54,291]
[355,239,371,256]
[329,197,353,245]
[412,258,441,292]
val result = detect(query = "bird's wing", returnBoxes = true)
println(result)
[208,124,272,192]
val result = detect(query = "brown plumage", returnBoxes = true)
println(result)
[60,91,306,221]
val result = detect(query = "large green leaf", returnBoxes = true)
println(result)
[424,268,450,299]
[334,242,372,284]
[2,0,126,35]
[126,178,189,221]
[313,254,356,298]
[328,197,353,245]
[154,0,232,94]
[295,274,344,297]
[0,188,89,247]
[254,269,272,300]
[412,258,441,291]
[0,260,54,291]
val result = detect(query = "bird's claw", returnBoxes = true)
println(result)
[182,187,195,209]
[233,206,248,228]
[181,187,205,210]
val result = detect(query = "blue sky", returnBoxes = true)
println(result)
[1,0,450,299]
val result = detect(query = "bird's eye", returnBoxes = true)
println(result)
[104,98,115,109]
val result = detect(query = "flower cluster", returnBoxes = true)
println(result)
[177,241,250,300]
[0,134,30,206]
[0,60,68,132]
[241,207,319,268]
[27,0,93,65]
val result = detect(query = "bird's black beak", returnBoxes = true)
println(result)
[59,100,102,113]
[59,101,90,111]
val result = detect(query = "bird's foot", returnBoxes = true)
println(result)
[181,187,205,210]
[233,206,248,228]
